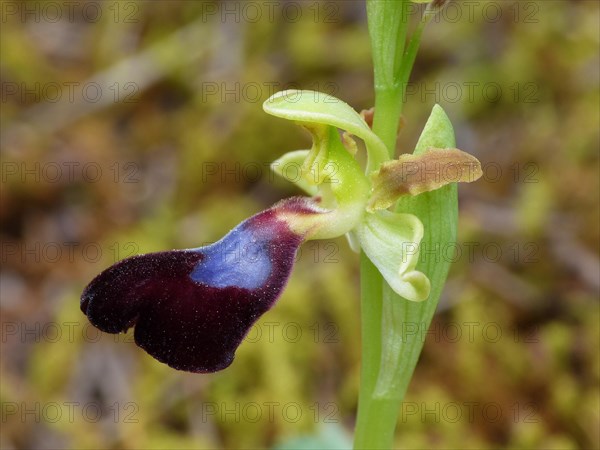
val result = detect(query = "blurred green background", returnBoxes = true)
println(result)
[1,1,598,449]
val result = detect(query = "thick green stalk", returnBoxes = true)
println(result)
[354,2,411,448]
[354,253,397,449]
[355,1,453,448]
[367,0,410,154]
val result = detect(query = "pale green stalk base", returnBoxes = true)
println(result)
[354,254,398,449]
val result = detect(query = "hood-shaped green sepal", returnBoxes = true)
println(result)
[263,90,389,173]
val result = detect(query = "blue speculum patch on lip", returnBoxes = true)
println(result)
[190,224,273,290]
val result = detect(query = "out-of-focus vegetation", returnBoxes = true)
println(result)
[1,1,598,449]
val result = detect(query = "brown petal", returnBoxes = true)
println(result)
[368,148,482,211]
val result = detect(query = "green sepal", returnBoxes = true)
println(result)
[263,90,389,173]
[357,211,430,302]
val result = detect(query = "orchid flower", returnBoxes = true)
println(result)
[81,89,482,373]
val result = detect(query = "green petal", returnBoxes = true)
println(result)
[270,150,319,196]
[263,90,389,173]
[357,210,430,302]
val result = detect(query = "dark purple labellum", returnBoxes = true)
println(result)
[81,201,310,373]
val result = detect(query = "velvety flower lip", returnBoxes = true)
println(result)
[81,198,315,373]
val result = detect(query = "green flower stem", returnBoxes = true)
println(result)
[367,0,410,157]
[354,253,398,449]
[371,90,405,159]
[355,1,447,448]
[355,1,413,447]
